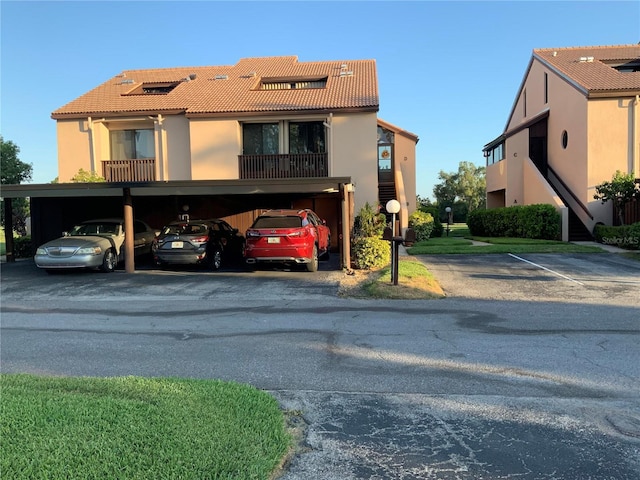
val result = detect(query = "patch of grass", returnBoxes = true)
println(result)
[621,251,640,262]
[339,259,445,299]
[446,224,470,236]
[1,227,5,256]
[408,235,606,255]
[470,236,567,245]
[1,374,292,480]
[409,242,605,255]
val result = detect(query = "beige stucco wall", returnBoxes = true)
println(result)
[523,158,563,206]
[394,133,417,215]
[55,110,411,220]
[189,118,240,180]
[586,98,637,225]
[331,112,378,213]
[486,160,507,194]
[504,129,527,206]
[161,115,191,180]
[56,119,93,182]
[544,68,589,204]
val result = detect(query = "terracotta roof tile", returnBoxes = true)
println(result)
[534,44,640,94]
[52,56,379,118]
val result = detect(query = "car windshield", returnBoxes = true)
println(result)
[69,222,120,236]
[162,224,208,235]
[252,216,302,229]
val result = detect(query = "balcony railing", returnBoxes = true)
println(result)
[239,153,327,179]
[102,159,156,182]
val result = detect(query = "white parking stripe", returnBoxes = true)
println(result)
[508,253,585,286]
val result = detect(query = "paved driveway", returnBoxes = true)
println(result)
[1,253,639,479]
[419,252,640,306]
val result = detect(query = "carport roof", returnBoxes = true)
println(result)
[0,177,352,199]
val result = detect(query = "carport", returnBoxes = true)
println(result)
[1,177,355,272]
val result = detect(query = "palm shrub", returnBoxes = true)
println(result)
[408,210,434,241]
[352,202,390,269]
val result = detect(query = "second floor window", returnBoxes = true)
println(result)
[242,123,279,155]
[110,129,155,160]
[242,121,325,155]
[289,122,325,154]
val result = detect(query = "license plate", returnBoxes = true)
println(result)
[267,237,280,244]
[171,241,184,248]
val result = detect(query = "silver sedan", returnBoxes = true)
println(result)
[34,218,158,273]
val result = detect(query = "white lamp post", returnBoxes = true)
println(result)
[445,206,452,236]
[385,199,401,285]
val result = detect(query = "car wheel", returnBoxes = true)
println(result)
[306,245,319,272]
[101,248,117,273]
[208,247,223,271]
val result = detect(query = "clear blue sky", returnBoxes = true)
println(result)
[1,1,638,199]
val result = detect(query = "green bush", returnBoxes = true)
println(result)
[353,202,386,238]
[13,236,34,258]
[467,204,560,240]
[420,206,443,237]
[594,222,640,250]
[351,237,391,270]
[408,210,434,242]
[351,202,390,270]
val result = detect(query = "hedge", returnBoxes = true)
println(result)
[408,211,435,242]
[594,222,640,250]
[467,204,561,240]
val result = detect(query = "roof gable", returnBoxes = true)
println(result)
[52,56,379,119]
[498,44,640,136]
[534,44,640,95]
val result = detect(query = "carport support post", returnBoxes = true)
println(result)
[123,188,135,273]
[3,198,15,262]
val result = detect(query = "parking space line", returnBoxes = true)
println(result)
[508,253,585,286]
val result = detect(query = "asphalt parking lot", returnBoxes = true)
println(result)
[2,251,639,479]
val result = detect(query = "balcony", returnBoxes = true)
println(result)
[239,153,327,180]
[102,159,156,182]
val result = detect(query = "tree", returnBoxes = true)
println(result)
[456,161,486,212]
[432,161,486,221]
[432,171,458,207]
[1,136,33,235]
[51,169,106,183]
[1,136,32,184]
[593,170,640,225]
[70,168,106,183]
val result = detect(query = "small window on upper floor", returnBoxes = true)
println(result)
[603,59,640,72]
[259,77,327,90]
[544,73,548,104]
[124,82,179,95]
[484,142,504,166]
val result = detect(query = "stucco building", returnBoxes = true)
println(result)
[483,44,640,240]
[3,56,418,267]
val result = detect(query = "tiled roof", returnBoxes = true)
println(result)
[534,44,640,94]
[52,56,379,118]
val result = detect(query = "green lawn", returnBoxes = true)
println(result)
[1,374,292,480]
[407,225,606,255]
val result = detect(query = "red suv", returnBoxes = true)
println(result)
[244,209,331,272]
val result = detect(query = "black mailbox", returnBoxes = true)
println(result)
[404,228,416,246]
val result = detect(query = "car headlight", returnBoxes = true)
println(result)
[36,247,47,255]
[77,246,102,255]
